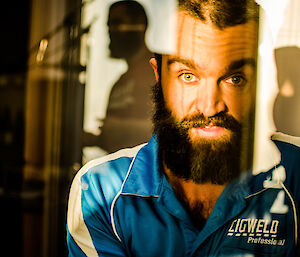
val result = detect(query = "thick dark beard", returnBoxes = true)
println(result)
[152,81,243,185]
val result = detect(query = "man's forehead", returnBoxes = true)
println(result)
[163,11,258,67]
[176,11,258,44]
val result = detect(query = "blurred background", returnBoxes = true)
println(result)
[0,0,175,256]
[1,0,84,256]
[0,0,299,256]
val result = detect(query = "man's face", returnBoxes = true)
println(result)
[151,11,258,184]
[158,11,257,145]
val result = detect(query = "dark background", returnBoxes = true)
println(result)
[0,1,84,256]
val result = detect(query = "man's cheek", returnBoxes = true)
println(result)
[230,98,249,120]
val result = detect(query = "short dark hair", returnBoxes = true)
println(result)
[178,0,259,29]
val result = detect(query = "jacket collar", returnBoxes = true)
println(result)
[121,135,163,196]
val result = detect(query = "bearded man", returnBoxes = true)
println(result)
[67,0,300,256]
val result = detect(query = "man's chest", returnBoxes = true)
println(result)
[114,187,297,257]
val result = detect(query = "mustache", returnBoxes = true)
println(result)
[178,112,242,132]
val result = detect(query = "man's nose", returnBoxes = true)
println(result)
[195,79,226,117]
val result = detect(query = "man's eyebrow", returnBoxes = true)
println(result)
[227,58,256,71]
[167,57,196,70]
[167,57,256,72]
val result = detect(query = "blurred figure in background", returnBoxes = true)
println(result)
[272,0,300,137]
[273,46,300,137]
[83,0,155,153]
[259,0,300,137]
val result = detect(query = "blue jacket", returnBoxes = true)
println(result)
[67,133,300,256]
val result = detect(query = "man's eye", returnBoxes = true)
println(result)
[224,75,246,87]
[179,73,197,82]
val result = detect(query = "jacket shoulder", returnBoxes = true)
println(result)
[271,132,300,149]
[271,132,300,163]
[71,144,146,205]
[67,144,146,256]
[67,144,145,254]
[271,133,300,199]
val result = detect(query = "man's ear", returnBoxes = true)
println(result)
[149,57,159,82]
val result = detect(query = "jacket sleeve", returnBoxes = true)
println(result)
[66,168,128,257]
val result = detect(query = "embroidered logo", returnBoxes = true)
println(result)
[227,218,285,246]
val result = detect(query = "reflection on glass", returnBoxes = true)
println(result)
[82,0,155,154]
[273,47,300,136]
